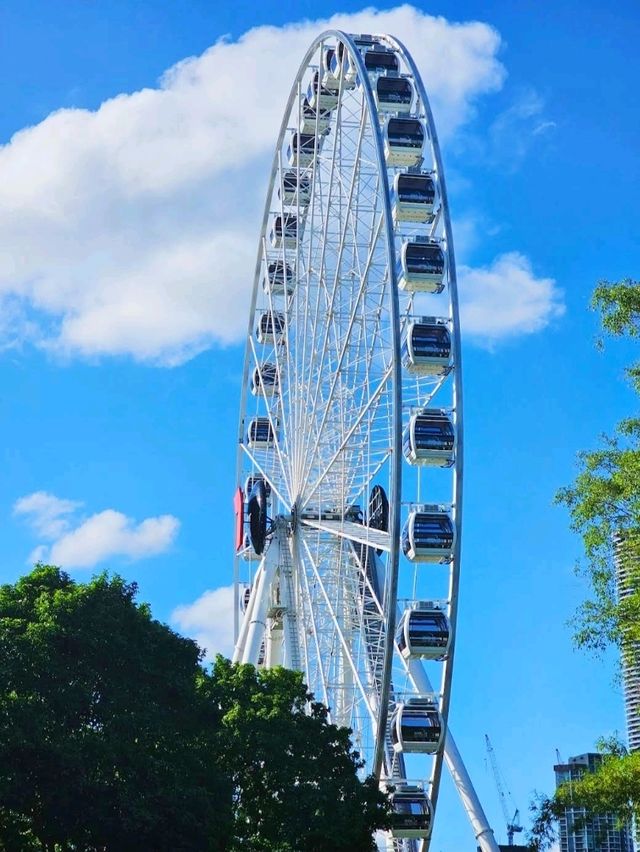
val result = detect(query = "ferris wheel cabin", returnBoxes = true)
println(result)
[239,533,260,561]
[401,320,452,375]
[363,47,399,76]
[385,118,425,167]
[270,215,300,250]
[256,310,285,345]
[375,76,413,114]
[279,171,311,206]
[390,697,443,754]
[398,238,445,292]
[397,604,451,660]
[299,98,331,135]
[307,70,339,110]
[287,132,317,168]
[329,41,358,89]
[264,261,294,297]
[244,474,271,501]
[251,363,279,397]
[393,172,436,223]
[246,417,278,449]
[390,785,433,839]
[403,409,455,467]
[320,47,339,90]
[402,509,455,563]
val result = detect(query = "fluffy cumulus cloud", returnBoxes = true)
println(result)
[13,491,179,569]
[459,251,565,341]
[171,586,235,659]
[0,6,506,364]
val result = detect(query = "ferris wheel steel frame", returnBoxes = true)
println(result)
[232,29,499,852]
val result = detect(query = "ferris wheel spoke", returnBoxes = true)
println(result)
[300,518,391,553]
[240,443,291,510]
[297,210,385,490]
[296,98,371,483]
[299,533,381,728]
[301,362,393,506]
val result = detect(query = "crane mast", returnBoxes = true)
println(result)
[485,734,524,846]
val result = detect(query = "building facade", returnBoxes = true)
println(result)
[554,753,634,852]
[614,534,640,752]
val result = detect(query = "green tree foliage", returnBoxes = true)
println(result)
[530,742,640,850]
[211,657,390,852]
[529,279,640,849]
[0,565,389,851]
[0,564,230,851]
[555,279,640,654]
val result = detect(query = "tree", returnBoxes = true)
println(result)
[0,565,390,851]
[210,656,390,852]
[0,565,230,851]
[529,279,640,849]
[555,278,640,655]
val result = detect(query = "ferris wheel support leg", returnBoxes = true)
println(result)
[241,538,281,665]
[407,659,499,852]
[232,563,260,663]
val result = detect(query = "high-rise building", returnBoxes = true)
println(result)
[614,534,640,752]
[554,753,634,852]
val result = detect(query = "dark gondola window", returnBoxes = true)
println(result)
[410,324,451,357]
[365,50,399,73]
[387,119,424,148]
[377,77,412,104]
[397,174,435,203]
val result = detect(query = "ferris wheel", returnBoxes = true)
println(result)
[232,31,498,852]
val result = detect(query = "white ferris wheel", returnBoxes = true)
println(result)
[232,31,500,852]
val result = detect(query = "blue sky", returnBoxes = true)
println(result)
[1,1,639,848]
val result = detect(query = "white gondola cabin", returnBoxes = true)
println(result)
[264,261,294,297]
[307,70,339,110]
[270,214,299,250]
[375,76,412,113]
[320,47,339,90]
[287,132,317,168]
[363,47,399,75]
[250,363,279,397]
[390,697,443,754]
[256,310,285,345]
[392,171,435,223]
[329,41,358,89]
[385,118,424,167]
[299,98,331,135]
[402,509,455,563]
[246,417,277,449]
[403,409,455,467]
[397,603,451,660]
[390,785,433,839]
[401,319,451,375]
[279,171,311,206]
[398,238,445,292]
[240,533,260,562]
[244,474,272,501]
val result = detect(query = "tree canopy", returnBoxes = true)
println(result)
[0,565,389,851]
[530,279,640,849]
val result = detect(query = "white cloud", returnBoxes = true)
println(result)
[14,491,179,569]
[13,490,82,538]
[459,251,565,342]
[488,88,556,170]
[0,7,505,364]
[171,585,235,659]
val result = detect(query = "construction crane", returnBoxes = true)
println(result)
[485,734,524,847]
